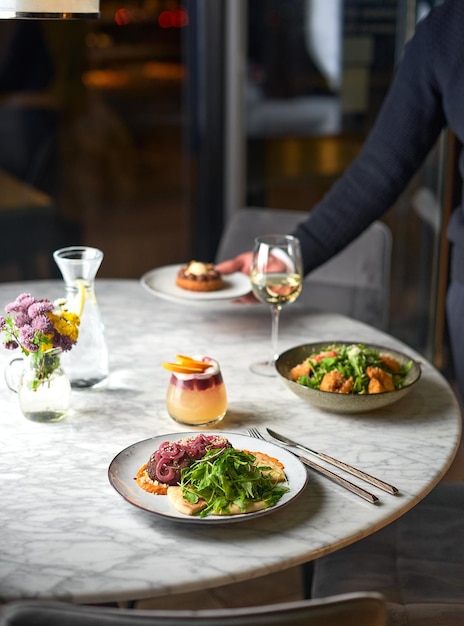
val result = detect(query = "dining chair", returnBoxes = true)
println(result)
[309,481,464,625]
[215,208,392,330]
[0,592,387,626]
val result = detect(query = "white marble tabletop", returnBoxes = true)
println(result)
[0,279,461,604]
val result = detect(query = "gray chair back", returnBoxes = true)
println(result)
[311,482,464,626]
[0,593,387,626]
[216,208,392,330]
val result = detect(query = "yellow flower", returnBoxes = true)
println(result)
[1,293,80,357]
[47,311,80,343]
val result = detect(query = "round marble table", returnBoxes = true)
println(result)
[0,279,461,604]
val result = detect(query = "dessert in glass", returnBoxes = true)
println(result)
[163,355,227,426]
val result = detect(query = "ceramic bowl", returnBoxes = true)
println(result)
[275,341,421,414]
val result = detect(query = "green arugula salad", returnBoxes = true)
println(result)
[180,448,289,517]
[291,343,414,395]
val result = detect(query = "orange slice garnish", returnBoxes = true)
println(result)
[162,362,207,374]
[175,354,211,371]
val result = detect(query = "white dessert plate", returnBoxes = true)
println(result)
[140,264,251,304]
[108,431,308,524]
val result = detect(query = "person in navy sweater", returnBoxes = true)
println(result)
[217,0,464,404]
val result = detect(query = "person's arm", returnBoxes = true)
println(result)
[293,8,446,274]
[219,4,449,279]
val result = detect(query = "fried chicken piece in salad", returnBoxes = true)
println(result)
[379,354,401,372]
[320,370,354,394]
[289,360,312,381]
[366,366,395,394]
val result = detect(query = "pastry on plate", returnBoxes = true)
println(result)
[176,261,224,292]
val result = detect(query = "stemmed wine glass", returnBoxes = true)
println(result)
[250,234,303,376]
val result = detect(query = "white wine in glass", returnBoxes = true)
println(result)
[250,234,303,376]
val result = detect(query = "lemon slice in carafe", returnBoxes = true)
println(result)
[73,279,87,317]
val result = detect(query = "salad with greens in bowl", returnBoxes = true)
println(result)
[275,342,421,413]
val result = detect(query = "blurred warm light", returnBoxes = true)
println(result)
[83,69,131,89]
[158,7,188,28]
[115,7,133,25]
[86,32,113,49]
[319,139,344,176]
[280,140,303,178]
[84,62,185,90]
[171,7,188,27]
[144,61,185,80]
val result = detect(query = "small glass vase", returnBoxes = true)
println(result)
[6,348,71,423]
[53,246,109,389]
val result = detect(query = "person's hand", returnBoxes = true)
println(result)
[216,252,257,303]
[216,250,288,275]
[216,251,253,276]
[216,251,290,303]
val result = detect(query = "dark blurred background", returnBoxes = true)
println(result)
[0,0,453,375]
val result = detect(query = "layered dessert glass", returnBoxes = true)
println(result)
[165,356,227,426]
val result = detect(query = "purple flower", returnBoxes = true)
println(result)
[14,311,31,328]
[28,300,54,319]
[1,292,79,357]
[5,293,35,314]
[54,333,74,352]
[18,325,38,352]
[31,314,53,334]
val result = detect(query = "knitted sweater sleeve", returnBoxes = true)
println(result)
[293,7,447,275]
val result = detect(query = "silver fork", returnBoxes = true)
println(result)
[247,428,379,504]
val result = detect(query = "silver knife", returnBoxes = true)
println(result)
[292,452,379,504]
[267,428,398,495]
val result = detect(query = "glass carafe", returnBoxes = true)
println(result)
[53,246,109,389]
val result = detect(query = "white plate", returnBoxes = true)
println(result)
[108,431,308,524]
[140,264,251,305]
